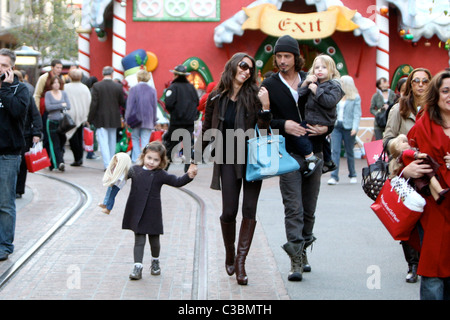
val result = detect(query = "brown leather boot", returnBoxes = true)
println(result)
[220,219,236,276]
[235,218,257,285]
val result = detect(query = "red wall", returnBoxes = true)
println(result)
[87,0,449,117]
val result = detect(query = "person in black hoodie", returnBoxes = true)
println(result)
[14,70,43,199]
[163,65,199,171]
[0,48,30,261]
[260,36,332,281]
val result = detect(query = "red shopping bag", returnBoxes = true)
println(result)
[83,127,94,152]
[150,130,164,142]
[370,178,423,241]
[364,139,388,166]
[25,144,51,173]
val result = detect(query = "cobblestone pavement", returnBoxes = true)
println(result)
[0,154,288,300]
[1,152,421,301]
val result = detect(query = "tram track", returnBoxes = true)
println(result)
[0,173,92,290]
[0,165,208,300]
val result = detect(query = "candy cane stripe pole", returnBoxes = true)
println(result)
[78,32,90,76]
[77,1,92,77]
[113,0,126,80]
[376,0,389,81]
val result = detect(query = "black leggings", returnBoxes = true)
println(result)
[219,164,262,223]
[133,233,160,263]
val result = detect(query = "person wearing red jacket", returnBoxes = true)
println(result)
[197,82,216,122]
[405,70,450,300]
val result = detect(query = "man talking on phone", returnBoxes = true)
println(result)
[0,48,29,261]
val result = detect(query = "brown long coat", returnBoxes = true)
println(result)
[122,166,192,235]
[194,93,271,190]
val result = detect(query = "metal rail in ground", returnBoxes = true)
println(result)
[0,173,92,290]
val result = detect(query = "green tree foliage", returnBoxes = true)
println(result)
[10,0,80,62]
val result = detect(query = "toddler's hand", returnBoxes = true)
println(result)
[416,152,427,159]
[308,83,317,94]
[187,164,198,178]
[305,75,317,84]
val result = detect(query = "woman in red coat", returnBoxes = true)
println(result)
[405,70,450,300]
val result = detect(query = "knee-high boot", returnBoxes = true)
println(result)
[220,219,236,276]
[235,218,257,285]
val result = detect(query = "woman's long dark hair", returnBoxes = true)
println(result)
[423,70,450,128]
[214,52,260,112]
[398,67,432,119]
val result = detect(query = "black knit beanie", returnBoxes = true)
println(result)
[274,35,300,56]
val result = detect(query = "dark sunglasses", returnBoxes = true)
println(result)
[238,61,254,73]
[412,78,430,85]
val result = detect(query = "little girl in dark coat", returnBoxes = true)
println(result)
[122,141,197,280]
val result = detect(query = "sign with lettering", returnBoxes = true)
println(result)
[242,4,359,40]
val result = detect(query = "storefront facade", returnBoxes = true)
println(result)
[78,0,450,127]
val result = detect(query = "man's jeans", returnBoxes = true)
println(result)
[330,122,356,181]
[0,154,21,255]
[279,152,322,244]
[96,127,117,169]
[421,276,450,300]
[131,128,152,163]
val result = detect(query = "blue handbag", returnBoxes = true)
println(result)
[246,125,300,182]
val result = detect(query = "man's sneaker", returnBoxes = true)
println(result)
[349,177,358,184]
[327,178,338,185]
[303,155,323,178]
[129,263,143,280]
[151,259,161,275]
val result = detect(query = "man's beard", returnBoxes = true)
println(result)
[279,65,289,73]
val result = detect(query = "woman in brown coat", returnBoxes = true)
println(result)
[383,67,432,283]
[193,53,271,285]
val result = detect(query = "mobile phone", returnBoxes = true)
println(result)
[0,73,5,81]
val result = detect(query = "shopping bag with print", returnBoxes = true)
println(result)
[25,142,51,173]
[370,176,425,241]
[364,139,388,166]
[83,127,94,152]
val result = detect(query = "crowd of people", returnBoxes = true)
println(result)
[1,38,449,300]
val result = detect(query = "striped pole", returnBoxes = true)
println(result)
[113,0,126,80]
[376,0,389,81]
[77,1,92,77]
[78,32,91,76]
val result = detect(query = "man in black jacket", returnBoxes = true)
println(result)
[0,48,30,261]
[260,36,331,281]
[164,65,199,170]
[88,66,125,169]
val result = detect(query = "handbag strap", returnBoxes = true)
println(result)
[254,124,273,138]
[379,141,389,162]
